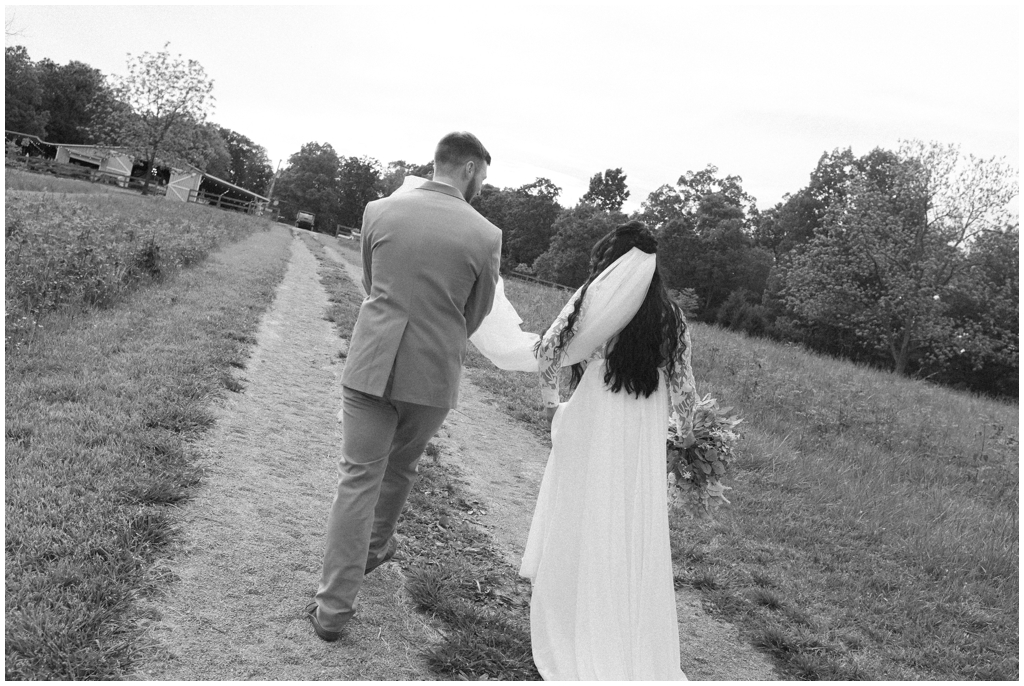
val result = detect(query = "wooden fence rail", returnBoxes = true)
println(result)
[190,189,263,215]
[6,154,123,184]
[502,270,575,292]
[6,154,168,194]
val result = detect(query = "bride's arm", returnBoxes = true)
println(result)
[535,305,574,411]
[668,318,697,439]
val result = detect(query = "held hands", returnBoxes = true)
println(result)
[543,405,558,427]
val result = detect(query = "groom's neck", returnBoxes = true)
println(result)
[431,173,467,199]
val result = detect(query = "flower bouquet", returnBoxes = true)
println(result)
[667,394,743,512]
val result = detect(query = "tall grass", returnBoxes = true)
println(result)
[5,192,263,344]
[467,277,1018,680]
[5,167,119,194]
[4,190,291,678]
[680,326,1017,679]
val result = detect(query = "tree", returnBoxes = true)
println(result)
[755,148,900,258]
[377,159,433,196]
[91,44,215,194]
[189,124,230,178]
[634,183,686,230]
[474,177,563,270]
[533,205,627,286]
[636,164,759,232]
[937,225,1019,396]
[5,46,48,136]
[580,168,629,211]
[274,141,343,232]
[337,156,383,230]
[36,59,108,144]
[676,165,758,223]
[215,126,273,194]
[782,140,1018,376]
[658,212,772,321]
[638,165,769,321]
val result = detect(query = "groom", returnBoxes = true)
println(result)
[306,132,502,641]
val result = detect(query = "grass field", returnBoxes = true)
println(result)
[4,183,291,678]
[6,201,1016,680]
[5,167,121,194]
[336,237,1017,680]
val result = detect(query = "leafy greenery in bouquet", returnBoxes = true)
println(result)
[667,394,743,512]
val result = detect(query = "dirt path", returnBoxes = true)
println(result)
[131,228,777,680]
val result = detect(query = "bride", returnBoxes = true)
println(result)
[519,221,697,680]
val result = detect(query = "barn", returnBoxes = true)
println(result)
[54,143,133,185]
[165,164,268,214]
[6,130,268,214]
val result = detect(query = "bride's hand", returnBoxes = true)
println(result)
[680,429,696,449]
[543,406,557,426]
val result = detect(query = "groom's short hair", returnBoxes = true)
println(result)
[435,132,491,170]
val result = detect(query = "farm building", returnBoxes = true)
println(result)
[167,164,269,213]
[54,143,133,185]
[6,130,268,214]
[5,130,56,158]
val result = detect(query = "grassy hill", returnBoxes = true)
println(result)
[461,273,1019,680]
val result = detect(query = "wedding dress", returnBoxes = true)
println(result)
[519,248,696,680]
[392,177,695,677]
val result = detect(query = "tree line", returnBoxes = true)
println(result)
[5,44,273,196]
[6,45,1017,398]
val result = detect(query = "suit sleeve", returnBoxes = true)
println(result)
[463,231,501,338]
[360,205,373,295]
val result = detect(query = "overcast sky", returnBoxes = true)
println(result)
[5,2,1019,213]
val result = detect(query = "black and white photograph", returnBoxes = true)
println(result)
[4,1,1018,681]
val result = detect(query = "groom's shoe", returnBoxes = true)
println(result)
[364,537,400,575]
[305,602,345,642]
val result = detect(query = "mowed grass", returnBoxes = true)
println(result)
[5,184,292,679]
[466,277,1017,680]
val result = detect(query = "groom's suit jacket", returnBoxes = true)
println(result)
[341,180,502,409]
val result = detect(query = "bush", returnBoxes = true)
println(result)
[716,289,770,337]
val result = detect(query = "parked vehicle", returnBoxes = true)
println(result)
[295,211,315,230]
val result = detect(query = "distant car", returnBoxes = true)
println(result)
[295,211,315,230]
[336,224,359,239]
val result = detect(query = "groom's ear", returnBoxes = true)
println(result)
[463,159,476,178]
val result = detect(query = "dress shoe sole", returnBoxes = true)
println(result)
[364,539,399,575]
[305,601,345,642]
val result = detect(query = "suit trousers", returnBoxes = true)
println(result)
[314,384,449,631]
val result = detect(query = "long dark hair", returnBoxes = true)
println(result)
[542,220,685,398]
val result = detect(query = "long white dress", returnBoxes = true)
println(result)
[520,288,696,680]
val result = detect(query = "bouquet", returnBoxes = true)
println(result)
[667,394,743,512]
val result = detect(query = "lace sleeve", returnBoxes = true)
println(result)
[668,318,697,434]
[536,305,574,409]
